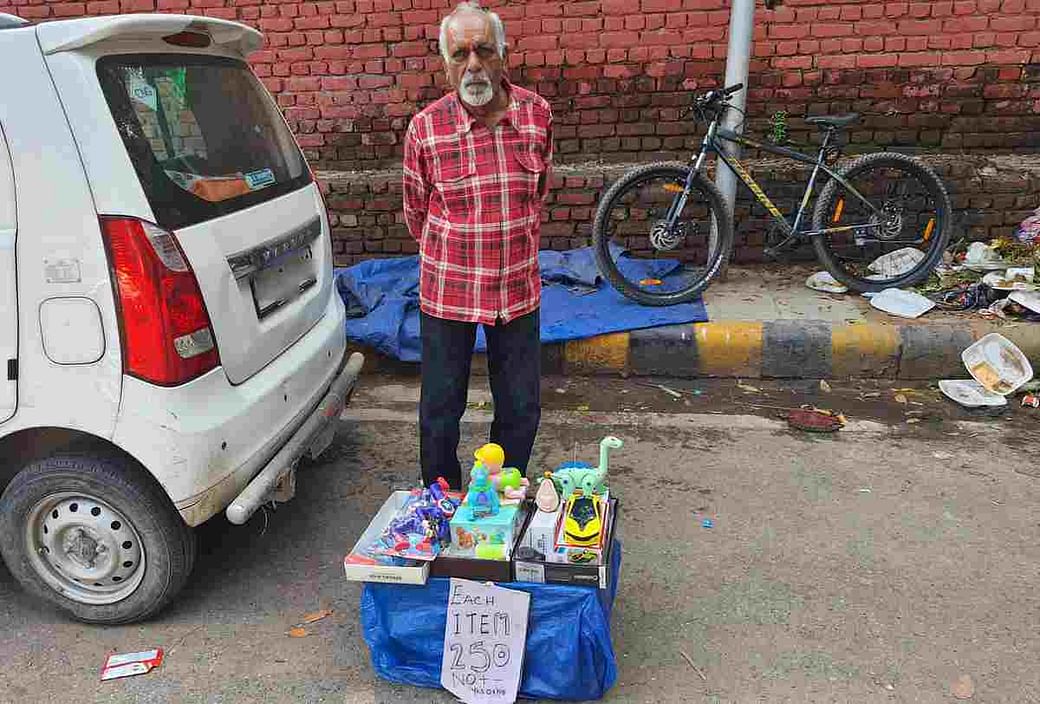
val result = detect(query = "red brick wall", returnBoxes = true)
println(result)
[2,0,1038,172]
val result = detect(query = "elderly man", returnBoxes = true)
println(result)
[403,1,553,489]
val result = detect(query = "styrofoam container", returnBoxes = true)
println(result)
[961,333,1034,396]
[938,379,1008,408]
[868,288,936,319]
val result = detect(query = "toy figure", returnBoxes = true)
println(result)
[549,436,623,499]
[371,477,461,560]
[535,472,561,512]
[465,463,500,520]
[474,443,530,500]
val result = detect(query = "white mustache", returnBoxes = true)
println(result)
[461,71,491,88]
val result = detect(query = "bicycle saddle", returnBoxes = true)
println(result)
[805,113,860,129]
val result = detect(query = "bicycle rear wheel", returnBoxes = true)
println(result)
[592,163,733,306]
[811,152,952,292]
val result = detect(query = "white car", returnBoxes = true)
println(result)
[0,12,362,624]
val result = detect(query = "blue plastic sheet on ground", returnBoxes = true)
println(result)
[336,247,708,362]
[360,542,622,701]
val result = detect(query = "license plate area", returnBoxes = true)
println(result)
[250,247,318,320]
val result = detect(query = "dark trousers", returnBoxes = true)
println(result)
[419,309,541,489]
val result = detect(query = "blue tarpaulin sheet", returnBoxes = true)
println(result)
[360,543,621,701]
[336,247,708,362]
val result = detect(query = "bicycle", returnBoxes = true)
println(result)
[591,83,953,306]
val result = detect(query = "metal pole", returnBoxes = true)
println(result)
[714,0,756,215]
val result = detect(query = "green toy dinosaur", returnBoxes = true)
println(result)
[548,436,623,498]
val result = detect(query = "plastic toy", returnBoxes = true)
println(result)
[465,463,500,520]
[548,436,623,499]
[474,443,530,500]
[535,472,561,512]
[369,478,460,561]
[562,493,604,548]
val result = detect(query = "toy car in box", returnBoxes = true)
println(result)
[519,491,611,565]
[514,498,619,588]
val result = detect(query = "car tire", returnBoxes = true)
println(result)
[0,450,196,624]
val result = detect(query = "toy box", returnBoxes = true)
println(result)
[343,491,431,585]
[519,492,611,565]
[448,500,524,561]
[514,499,620,588]
[431,504,532,582]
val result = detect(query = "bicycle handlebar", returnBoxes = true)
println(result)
[695,83,745,108]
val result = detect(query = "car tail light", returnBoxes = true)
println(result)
[101,217,220,386]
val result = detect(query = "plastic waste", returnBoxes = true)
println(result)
[1013,207,1040,246]
[961,333,1034,395]
[868,288,936,319]
[805,271,848,294]
[868,247,926,277]
[982,268,1036,291]
[1009,290,1040,314]
[963,242,1007,272]
[938,379,1008,408]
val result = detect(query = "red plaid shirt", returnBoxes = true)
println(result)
[403,81,553,324]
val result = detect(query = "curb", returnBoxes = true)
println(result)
[355,320,1040,380]
[552,320,1040,380]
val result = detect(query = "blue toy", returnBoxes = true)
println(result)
[466,463,500,520]
[370,477,460,560]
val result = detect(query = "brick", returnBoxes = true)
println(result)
[858,53,899,68]
[813,23,854,38]
[601,31,640,48]
[991,15,1035,32]
[941,50,987,65]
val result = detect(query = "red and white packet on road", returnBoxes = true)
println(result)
[100,648,164,681]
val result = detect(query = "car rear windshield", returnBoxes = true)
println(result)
[97,54,311,230]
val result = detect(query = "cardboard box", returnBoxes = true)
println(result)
[343,491,431,585]
[431,504,533,582]
[513,499,619,589]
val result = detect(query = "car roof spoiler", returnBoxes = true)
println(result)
[36,14,262,56]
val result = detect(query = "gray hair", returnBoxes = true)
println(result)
[438,1,506,63]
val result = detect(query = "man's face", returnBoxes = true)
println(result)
[443,11,505,108]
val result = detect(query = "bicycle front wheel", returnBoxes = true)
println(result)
[811,152,952,292]
[592,163,734,306]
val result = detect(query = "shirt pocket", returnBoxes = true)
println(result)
[513,147,546,208]
[432,147,477,220]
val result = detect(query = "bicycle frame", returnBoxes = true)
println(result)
[670,115,880,244]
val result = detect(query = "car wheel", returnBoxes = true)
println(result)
[0,451,196,624]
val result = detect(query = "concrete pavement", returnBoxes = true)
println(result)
[1,374,1038,703]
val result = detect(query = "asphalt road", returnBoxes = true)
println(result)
[1,374,1038,703]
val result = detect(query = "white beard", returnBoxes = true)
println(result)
[460,71,494,107]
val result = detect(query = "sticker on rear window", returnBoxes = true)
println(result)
[127,75,158,112]
[244,169,276,191]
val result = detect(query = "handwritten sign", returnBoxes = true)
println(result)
[441,578,530,704]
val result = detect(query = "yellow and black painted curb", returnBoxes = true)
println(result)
[355,321,1040,380]
[547,320,1040,380]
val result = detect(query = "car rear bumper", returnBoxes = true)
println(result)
[111,291,353,526]
[225,350,363,525]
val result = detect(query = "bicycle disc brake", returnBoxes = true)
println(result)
[649,219,697,251]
